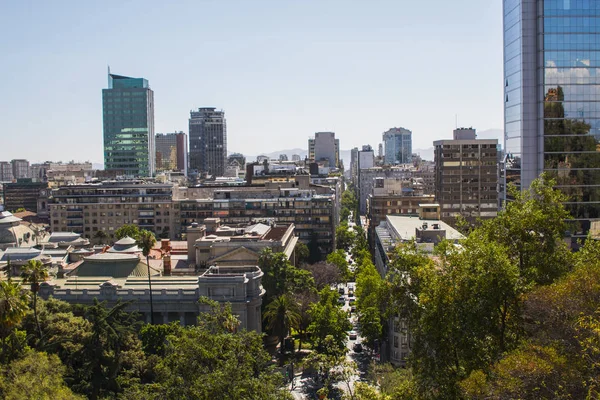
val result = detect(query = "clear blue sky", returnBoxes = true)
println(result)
[0,0,503,163]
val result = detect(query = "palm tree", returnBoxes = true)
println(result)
[0,280,30,362]
[137,230,157,324]
[20,259,49,338]
[263,294,300,366]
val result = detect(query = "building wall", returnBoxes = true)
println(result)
[503,0,600,236]
[434,136,499,222]
[3,179,47,212]
[311,132,338,168]
[48,182,177,240]
[11,159,29,179]
[189,108,227,177]
[0,162,14,182]
[156,132,187,174]
[102,74,155,177]
[383,128,413,165]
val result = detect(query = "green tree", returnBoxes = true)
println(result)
[20,259,49,339]
[355,259,383,349]
[259,249,315,305]
[263,294,300,365]
[140,322,181,357]
[0,350,83,400]
[93,229,108,245]
[0,280,30,363]
[327,249,351,282]
[336,223,356,251]
[123,298,292,400]
[79,300,141,399]
[308,287,352,356]
[137,229,157,324]
[115,224,142,241]
[294,242,310,265]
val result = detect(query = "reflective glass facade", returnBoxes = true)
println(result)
[503,0,600,234]
[189,108,227,177]
[383,127,412,165]
[102,74,155,177]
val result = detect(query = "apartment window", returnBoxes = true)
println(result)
[394,336,399,348]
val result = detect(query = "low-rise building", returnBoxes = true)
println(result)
[39,262,265,331]
[186,220,297,268]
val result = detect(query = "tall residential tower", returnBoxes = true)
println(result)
[189,108,227,177]
[102,72,155,177]
[502,0,600,236]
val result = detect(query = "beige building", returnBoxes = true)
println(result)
[434,128,499,223]
[186,219,297,268]
[48,181,177,241]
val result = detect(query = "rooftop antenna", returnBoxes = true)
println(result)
[455,114,458,129]
[107,65,111,88]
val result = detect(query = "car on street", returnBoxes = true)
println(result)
[348,331,358,340]
[338,287,345,294]
[347,292,354,298]
[349,299,356,306]
[351,306,356,313]
[353,343,363,352]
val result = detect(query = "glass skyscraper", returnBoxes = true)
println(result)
[383,127,412,165]
[102,72,155,177]
[503,0,600,236]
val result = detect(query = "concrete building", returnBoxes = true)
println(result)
[48,181,176,240]
[0,162,13,182]
[358,145,375,171]
[0,210,45,250]
[383,128,412,165]
[103,72,155,177]
[308,132,340,169]
[373,205,464,366]
[292,154,301,162]
[434,128,499,222]
[155,132,188,175]
[367,177,436,246]
[502,0,600,237]
[228,153,246,170]
[350,147,359,185]
[3,179,48,213]
[11,159,29,179]
[38,262,265,331]
[177,179,338,259]
[189,108,227,177]
[187,220,298,268]
[358,166,413,215]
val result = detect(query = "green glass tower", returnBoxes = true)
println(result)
[102,71,155,177]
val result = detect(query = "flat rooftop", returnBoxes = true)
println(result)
[386,215,464,242]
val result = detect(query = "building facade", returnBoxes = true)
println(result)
[358,166,413,215]
[308,132,340,168]
[502,0,600,237]
[48,181,176,240]
[0,162,13,182]
[434,128,499,222]
[189,108,227,177]
[102,73,155,177]
[3,179,47,212]
[155,132,188,175]
[383,127,412,165]
[11,159,29,179]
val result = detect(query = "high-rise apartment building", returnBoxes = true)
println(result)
[502,0,600,236]
[189,108,227,177]
[11,159,29,179]
[155,132,188,175]
[308,132,340,168]
[0,162,13,182]
[102,72,155,177]
[383,128,412,165]
[434,128,498,222]
[350,147,359,185]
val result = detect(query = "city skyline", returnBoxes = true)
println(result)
[0,0,503,163]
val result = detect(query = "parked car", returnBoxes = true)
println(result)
[339,296,346,305]
[353,343,363,352]
[338,287,345,295]
[348,331,358,340]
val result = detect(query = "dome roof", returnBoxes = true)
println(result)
[0,211,36,248]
